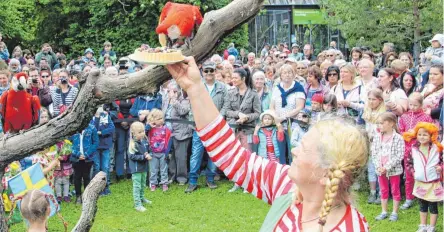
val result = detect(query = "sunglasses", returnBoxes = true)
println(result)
[204,69,215,74]
[296,67,306,70]
[301,115,309,118]
[279,56,287,59]
[328,73,338,76]
[41,75,50,78]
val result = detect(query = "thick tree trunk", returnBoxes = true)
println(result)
[0,0,265,229]
[71,172,106,232]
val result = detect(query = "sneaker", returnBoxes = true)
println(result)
[142,198,152,205]
[426,226,436,232]
[150,185,157,192]
[388,213,398,222]
[178,182,186,186]
[184,184,197,193]
[135,206,146,212]
[162,184,169,192]
[400,200,414,210]
[214,175,221,181]
[228,185,240,193]
[206,181,218,189]
[367,193,376,204]
[57,196,62,203]
[63,196,71,203]
[75,197,82,205]
[375,212,388,221]
[373,196,381,204]
[243,190,249,194]
[416,224,428,232]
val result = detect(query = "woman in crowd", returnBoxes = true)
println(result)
[384,52,398,68]
[252,71,271,112]
[422,64,443,120]
[162,82,192,185]
[11,46,27,65]
[51,69,79,117]
[350,47,362,67]
[400,72,417,97]
[222,68,261,150]
[324,65,340,89]
[295,61,309,81]
[305,66,329,111]
[377,68,408,116]
[270,64,306,124]
[330,64,365,123]
[166,56,369,231]
[399,52,417,76]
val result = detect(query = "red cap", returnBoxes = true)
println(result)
[312,93,324,104]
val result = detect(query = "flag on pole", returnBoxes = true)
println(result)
[8,163,59,217]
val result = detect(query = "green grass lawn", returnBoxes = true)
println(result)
[10,178,443,232]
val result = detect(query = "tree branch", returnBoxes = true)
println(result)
[0,0,265,175]
[71,172,107,232]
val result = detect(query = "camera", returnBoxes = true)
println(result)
[32,79,38,84]
[119,60,128,70]
[60,77,68,84]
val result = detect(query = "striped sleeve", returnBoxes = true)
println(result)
[197,115,296,204]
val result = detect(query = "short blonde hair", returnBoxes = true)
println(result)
[408,92,424,105]
[147,109,164,124]
[20,189,50,223]
[314,116,369,230]
[340,63,357,84]
[128,121,146,154]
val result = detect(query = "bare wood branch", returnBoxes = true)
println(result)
[71,172,107,232]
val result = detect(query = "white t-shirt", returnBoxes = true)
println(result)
[271,81,306,119]
[206,83,215,94]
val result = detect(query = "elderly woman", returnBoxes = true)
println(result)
[161,81,192,185]
[357,59,378,96]
[270,64,306,123]
[377,68,408,115]
[222,68,261,150]
[166,56,369,231]
[330,64,365,123]
[252,71,271,112]
[295,61,309,81]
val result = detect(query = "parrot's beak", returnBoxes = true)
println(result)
[17,84,24,91]
[159,34,167,47]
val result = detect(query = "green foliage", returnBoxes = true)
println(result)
[320,0,443,52]
[216,24,250,54]
[0,0,249,59]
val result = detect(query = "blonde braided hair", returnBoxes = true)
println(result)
[311,115,369,231]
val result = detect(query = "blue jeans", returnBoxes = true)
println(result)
[189,131,216,185]
[94,149,111,187]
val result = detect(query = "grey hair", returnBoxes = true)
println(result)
[252,71,266,82]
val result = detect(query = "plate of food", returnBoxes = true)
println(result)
[128,47,185,65]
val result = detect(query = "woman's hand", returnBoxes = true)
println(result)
[165,57,202,95]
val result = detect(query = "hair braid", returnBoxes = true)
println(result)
[318,161,359,231]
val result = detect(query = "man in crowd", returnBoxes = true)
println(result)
[35,43,58,69]
[27,67,53,107]
[288,43,303,61]
[260,43,270,59]
[303,44,317,61]
[185,61,227,193]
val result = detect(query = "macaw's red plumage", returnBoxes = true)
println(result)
[0,72,41,133]
[156,2,203,42]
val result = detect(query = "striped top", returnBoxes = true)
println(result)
[197,115,369,231]
[51,86,79,116]
[264,129,278,162]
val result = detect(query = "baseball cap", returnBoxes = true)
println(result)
[202,61,216,70]
[233,60,243,68]
[292,43,300,48]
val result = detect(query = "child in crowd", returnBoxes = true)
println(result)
[253,110,285,164]
[398,93,434,210]
[372,112,404,222]
[362,88,386,204]
[91,106,115,195]
[19,189,66,232]
[146,109,171,192]
[70,124,99,205]
[310,93,323,122]
[54,140,73,203]
[322,93,338,114]
[403,123,443,232]
[290,109,311,152]
[128,121,152,212]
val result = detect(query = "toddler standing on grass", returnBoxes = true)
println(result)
[128,121,152,212]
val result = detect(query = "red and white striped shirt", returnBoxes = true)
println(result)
[197,115,369,231]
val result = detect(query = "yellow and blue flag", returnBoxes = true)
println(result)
[8,163,59,217]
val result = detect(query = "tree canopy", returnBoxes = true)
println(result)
[0,0,249,59]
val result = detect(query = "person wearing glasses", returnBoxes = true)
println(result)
[51,69,79,116]
[26,67,53,108]
[325,66,340,89]
[303,44,317,61]
[40,69,53,87]
[325,49,337,63]
[185,61,227,193]
[99,41,117,66]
